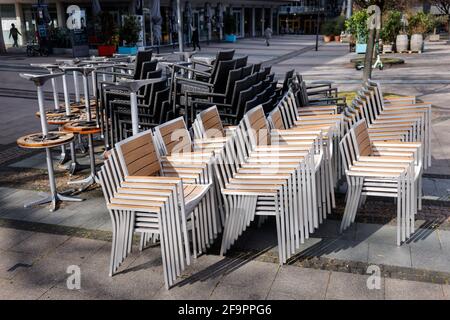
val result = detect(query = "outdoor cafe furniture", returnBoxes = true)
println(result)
[17,73,83,211]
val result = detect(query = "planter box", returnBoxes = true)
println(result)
[118,46,138,55]
[356,43,367,54]
[98,45,116,57]
[224,34,237,43]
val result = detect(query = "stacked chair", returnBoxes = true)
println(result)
[339,119,422,245]
[90,50,430,289]
[98,130,216,288]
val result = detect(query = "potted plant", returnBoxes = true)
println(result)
[345,10,369,53]
[118,15,141,54]
[321,20,335,42]
[408,12,432,52]
[223,13,236,42]
[429,15,446,41]
[380,11,402,53]
[333,16,346,42]
[97,12,118,57]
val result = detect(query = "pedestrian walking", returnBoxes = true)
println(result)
[9,23,21,48]
[191,26,201,51]
[264,27,272,46]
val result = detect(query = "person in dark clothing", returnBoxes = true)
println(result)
[9,23,21,47]
[191,26,200,51]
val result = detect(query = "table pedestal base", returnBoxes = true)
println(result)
[25,191,83,212]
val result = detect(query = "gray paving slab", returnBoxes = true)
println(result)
[0,249,40,280]
[385,278,445,300]
[155,255,225,300]
[0,227,35,251]
[411,247,450,273]
[210,260,278,300]
[0,278,52,300]
[45,237,107,265]
[355,223,398,245]
[438,229,450,252]
[405,227,442,250]
[267,265,329,300]
[325,271,385,300]
[9,231,69,257]
[368,242,412,268]
[443,285,450,300]
[322,239,369,263]
[38,286,103,300]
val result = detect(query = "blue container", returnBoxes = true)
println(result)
[118,46,138,55]
[356,43,367,54]
[224,34,237,43]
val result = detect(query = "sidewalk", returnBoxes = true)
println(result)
[0,226,449,300]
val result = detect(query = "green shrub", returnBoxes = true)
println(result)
[321,20,335,36]
[119,16,141,46]
[345,10,369,44]
[380,11,402,43]
[408,12,433,35]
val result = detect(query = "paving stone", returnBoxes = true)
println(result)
[438,229,450,252]
[325,271,385,300]
[210,260,278,300]
[0,249,40,280]
[11,256,74,288]
[411,247,450,273]
[38,286,104,300]
[9,231,69,256]
[356,223,398,245]
[45,236,107,265]
[0,227,34,250]
[322,239,369,263]
[267,265,329,299]
[385,278,445,300]
[0,278,52,300]
[443,285,450,300]
[405,227,442,250]
[368,242,412,268]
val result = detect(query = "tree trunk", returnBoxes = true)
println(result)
[0,16,7,54]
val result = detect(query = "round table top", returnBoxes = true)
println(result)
[47,114,83,125]
[17,132,74,149]
[35,109,82,118]
[63,121,101,134]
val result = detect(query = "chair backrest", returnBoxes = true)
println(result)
[244,105,270,147]
[339,129,358,173]
[146,68,163,79]
[236,86,256,120]
[241,65,253,78]
[212,59,237,93]
[352,119,373,157]
[256,70,267,83]
[196,106,225,139]
[210,49,235,80]
[224,68,243,103]
[282,69,295,92]
[141,60,158,78]
[267,107,286,130]
[252,62,261,73]
[134,50,153,79]
[115,129,161,176]
[153,87,170,124]
[235,56,248,68]
[154,117,192,155]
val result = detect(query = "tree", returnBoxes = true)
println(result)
[430,0,450,31]
[353,0,408,12]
